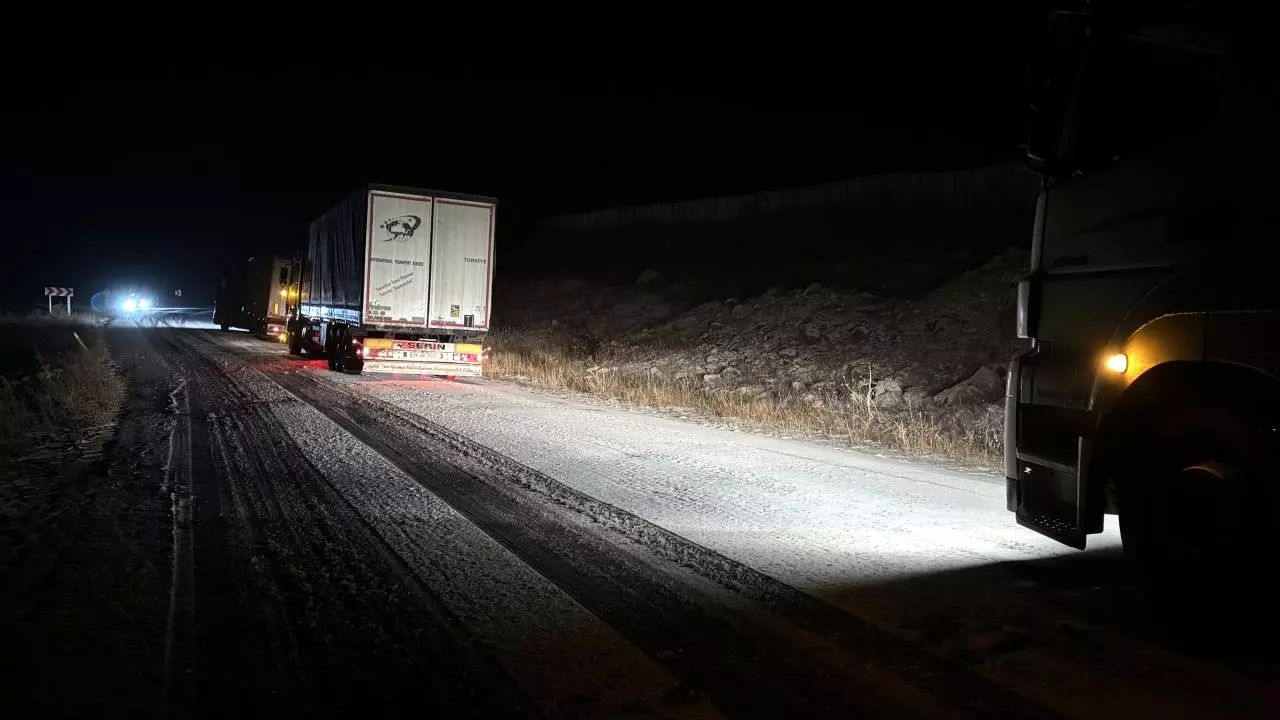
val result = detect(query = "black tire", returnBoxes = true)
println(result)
[333,327,347,373]
[325,329,337,371]
[1120,397,1278,599]
[220,322,230,332]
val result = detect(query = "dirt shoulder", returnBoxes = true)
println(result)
[0,326,174,716]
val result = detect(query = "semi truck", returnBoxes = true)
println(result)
[213,254,293,339]
[287,184,496,376]
[1007,1,1277,588]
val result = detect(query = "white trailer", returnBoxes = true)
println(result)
[288,185,496,376]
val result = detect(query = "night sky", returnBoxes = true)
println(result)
[1,11,1033,309]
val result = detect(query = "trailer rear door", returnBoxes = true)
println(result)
[428,199,495,331]
[364,190,434,327]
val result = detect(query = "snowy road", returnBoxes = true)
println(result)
[116,327,1278,718]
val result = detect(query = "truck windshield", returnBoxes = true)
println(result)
[1042,3,1227,176]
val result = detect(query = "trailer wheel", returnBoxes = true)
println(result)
[220,322,230,332]
[329,326,347,372]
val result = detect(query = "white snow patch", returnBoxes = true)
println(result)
[345,377,1116,592]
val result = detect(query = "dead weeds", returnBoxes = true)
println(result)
[0,319,124,455]
[487,329,1002,467]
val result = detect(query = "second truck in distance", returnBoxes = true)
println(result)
[214,254,293,339]
[287,184,496,377]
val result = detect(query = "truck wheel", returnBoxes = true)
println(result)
[330,325,345,368]
[1120,398,1277,601]
[221,322,230,332]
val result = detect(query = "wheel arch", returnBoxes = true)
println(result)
[1091,360,1280,501]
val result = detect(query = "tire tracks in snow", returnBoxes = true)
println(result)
[372,372,1280,718]
[260,352,1057,719]
[159,375,195,719]
[157,358,239,719]
[151,331,540,718]
[180,332,724,719]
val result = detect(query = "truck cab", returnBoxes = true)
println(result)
[215,254,295,338]
[264,256,293,341]
[1007,2,1278,585]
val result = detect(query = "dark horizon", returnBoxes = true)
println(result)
[1,13,1033,309]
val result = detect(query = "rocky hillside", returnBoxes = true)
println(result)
[496,247,1028,412]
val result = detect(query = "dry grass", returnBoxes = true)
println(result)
[487,329,1002,467]
[0,320,125,455]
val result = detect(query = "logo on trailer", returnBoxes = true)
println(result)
[450,304,460,318]
[379,215,421,242]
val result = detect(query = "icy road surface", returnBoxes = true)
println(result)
[126,328,1278,719]
[205,330,1277,720]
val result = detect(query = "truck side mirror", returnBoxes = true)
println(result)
[1026,10,1093,178]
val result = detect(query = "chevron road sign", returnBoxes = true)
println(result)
[44,286,74,314]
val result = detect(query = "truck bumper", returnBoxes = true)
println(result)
[265,321,287,340]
